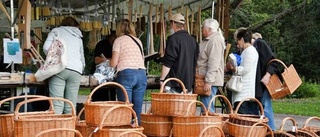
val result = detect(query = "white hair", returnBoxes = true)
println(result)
[202,18,225,41]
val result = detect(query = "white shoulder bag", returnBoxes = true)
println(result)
[226,75,243,92]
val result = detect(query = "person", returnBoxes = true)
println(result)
[197,19,225,113]
[252,32,278,130]
[110,19,147,125]
[43,16,85,114]
[159,13,199,93]
[226,28,259,114]
[90,32,117,101]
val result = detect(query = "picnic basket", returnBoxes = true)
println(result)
[301,116,320,136]
[76,107,94,137]
[172,101,223,137]
[0,95,53,137]
[198,125,224,137]
[151,78,198,116]
[14,97,76,137]
[266,117,318,137]
[90,106,144,137]
[140,106,172,137]
[85,82,133,127]
[35,128,83,137]
[266,59,302,99]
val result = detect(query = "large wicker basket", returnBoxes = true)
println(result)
[151,78,198,116]
[35,128,83,137]
[90,106,145,137]
[172,101,223,137]
[266,117,318,137]
[301,116,320,136]
[76,108,94,137]
[266,59,302,99]
[0,95,53,137]
[14,97,76,137]
[140,107,172,137]
[85,82,133,127]
[198,125,225,137]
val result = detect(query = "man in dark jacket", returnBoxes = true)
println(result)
[159,13,199,93]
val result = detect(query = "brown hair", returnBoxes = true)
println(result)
[116,19,136,37]
[60,16,80,27]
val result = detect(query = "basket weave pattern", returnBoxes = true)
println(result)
[35,128,82,137]
[301,116,320,136]
[76,108,94,137]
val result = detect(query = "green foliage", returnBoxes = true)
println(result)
[288,77,320,98]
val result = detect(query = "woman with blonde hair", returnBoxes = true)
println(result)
[110,19,147,125]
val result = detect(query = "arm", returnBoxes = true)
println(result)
[43,29,58,55]
[205,39,224,85]
[110,51,119,67]
[80,42,86,70]
[235,48,258,76]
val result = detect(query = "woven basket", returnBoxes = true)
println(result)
[198,125,225,137]
[140,107,172,137]
[90,106,145,137]
[151,78,198,116]
[14,97,76,137]
[301,116,320,136]
[266,59,302,99]
[0,95,53,137]
[172,101,223,137]
[119,131,147,137]
[228,122,272,137]
[266,117,318,137]
[76,108,94,137]
[35,128,82,137]
[85,82,134,127]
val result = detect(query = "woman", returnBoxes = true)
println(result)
[227,28,258,114]
[110,19,147,125]
[43,16,85,114]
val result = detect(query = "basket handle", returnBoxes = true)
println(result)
[35,128,83,137]
[185,100,208,116]
[98,105,137,129]
[159,78,188,94]
[302,116,320,129]
[268,59,288,69]
[234,97,265,116]
[247,123,274,137]
[118,131,147,137]
[0,95,51,113]
[279,117,298,132]
[76,107,85,122]
[86,82,130,104]
[14,97,76,119]
[198,125,225,137]
[208,95,233,114]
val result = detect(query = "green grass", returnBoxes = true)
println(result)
[79,88,91,95]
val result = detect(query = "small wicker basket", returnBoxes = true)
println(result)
[266,59,302,99]
[85,82,133,127]
[301,116,320,136]
[172,101,223,137]
[14,97,76,137]
[198,125,225,137]
[0,95,52,137]
[35,128,83,137]
[151,78,198,116]
[119,130,147,137]
[76,108,94,137]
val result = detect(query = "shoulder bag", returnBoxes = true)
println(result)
[226,75,243,92]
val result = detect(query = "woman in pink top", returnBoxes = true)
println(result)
[110,19,147,125]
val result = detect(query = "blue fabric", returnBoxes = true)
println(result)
[261,89,276,130]
[200,86,218,113]
[116,69,147,125]
[233,53,242,66]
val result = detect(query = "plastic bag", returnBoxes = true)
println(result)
[93,60,115,84]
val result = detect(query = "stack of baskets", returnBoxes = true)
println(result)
[81,82,145,137]
[301,116,320,136]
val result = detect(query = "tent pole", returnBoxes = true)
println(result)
[211,1,214,19]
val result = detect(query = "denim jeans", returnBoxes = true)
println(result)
[200,86,218,113]
[116,69,147,125]
[261,89,276,130]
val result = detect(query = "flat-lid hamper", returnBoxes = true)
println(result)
[198,125,225,137]
[90,106,145,137]
[266,59,302,99]
[35,128,83,137]
[172,101,223,137]
[151,78,198,116]
[85,82,134,127]
[301,116,320,136]
[76,108,94,137]
[0,95,53,137]
[14,97,76,137]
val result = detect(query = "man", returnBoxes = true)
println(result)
[159,13,199,93]
[197,19,225,113]
[252,32,278,130]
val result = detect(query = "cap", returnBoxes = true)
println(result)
[170,13,185,24]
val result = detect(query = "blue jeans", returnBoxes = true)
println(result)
[116,69,147,125]
[261,89,276,130]
[200,86,218,113]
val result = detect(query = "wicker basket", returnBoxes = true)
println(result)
[266,59,302,99]
[266,117,318,137]
[85,82,134,127]
[14,97,76,137]
[90,106,145,137]
[119,131,147,137]
[0,95,53,137]
[198,125,224,137]
[301,116,320,136]
[35,128,82,137]
[228,122,272,137]
[172,101,223,137]
[151,78,198,116]
[76,108,94,137]
[140,107,172,137]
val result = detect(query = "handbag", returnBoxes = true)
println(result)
[35,29,67,82]
[226,75,243,92]
[194,74,211,96]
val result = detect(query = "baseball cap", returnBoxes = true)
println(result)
[170,13,185,24]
